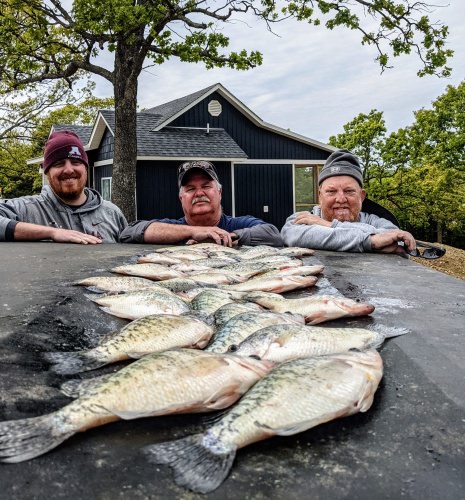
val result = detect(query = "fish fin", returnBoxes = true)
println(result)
[368,324,411,339]
[99,307,134,320]
[202,385,242,411]
[143,433,236,494]
[0,413,75,463]
[43,351,108,375]
[60,373,114,398]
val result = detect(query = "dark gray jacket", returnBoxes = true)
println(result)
[0,186,127,243]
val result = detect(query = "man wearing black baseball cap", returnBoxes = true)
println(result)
[281,149,416,254]
[0,130,127,244]
[120,160,282,247]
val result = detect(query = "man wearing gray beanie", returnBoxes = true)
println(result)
[281,149,416,254]
[0,130,127,244]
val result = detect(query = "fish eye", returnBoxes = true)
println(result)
[228,345,238,352]
[248,354,261,360]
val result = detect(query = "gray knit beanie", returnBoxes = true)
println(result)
[319,149,363,187]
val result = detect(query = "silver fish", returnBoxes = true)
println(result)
[155,277,214,293]
[278,247,315,258]
[206,310,305,353]
[231,323,408,362]
[137,254,184,265]
[236,246,281,260]
[111,263,185,281]
[143,350,383,494]
[213,302,263,328]
[44,314,215,374]
[0,349,274,462]
[245,292,375,324]
[258,264,324,278]
[172,257,238,273]
[224,275,318,293]
[75,276,162,293]
[88,290,190,320]
[190,289,239,316]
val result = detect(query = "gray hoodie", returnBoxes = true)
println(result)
[0,186,127,243]
[281,212,398,252]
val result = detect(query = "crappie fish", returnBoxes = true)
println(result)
[154,248,209,261]
[231,323,408,362]
[190,272,244,286]
[236,246,280,260]
[225,275,318,293]
[143,350,383,494]
[155,277,214,293]
[246,292,375,324]
[137,253,184,265]
[190,289,239,316]
[278,247,315,258]
[75,276,162,293]
[111,263,185,281]
[88,290,190,320]
[206,310,305,353]
[44,314,215,374]
[214,302,263,328]
[172,257,238,273]
[258,264,324,278]
[0,349,274,463]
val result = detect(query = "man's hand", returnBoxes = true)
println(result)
[293,211,332,227]
[187,227,234,247]
[370,230,416,254]
[50,228,103,245]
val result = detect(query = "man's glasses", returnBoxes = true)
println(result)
[409,241,446,260]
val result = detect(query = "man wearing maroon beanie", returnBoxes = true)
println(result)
[0,130,127,244]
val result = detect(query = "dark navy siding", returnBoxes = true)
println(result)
[136,161,232,221]
[234,164,293,229]
[171,92,329,161]
[93,164,113,194]
[96,129,114,162]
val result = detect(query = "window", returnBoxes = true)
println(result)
[294,165,319,212]
[101,177,112,201]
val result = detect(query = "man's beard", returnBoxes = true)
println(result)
[50,175,86,202]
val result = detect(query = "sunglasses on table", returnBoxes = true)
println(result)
[408,241,446,260]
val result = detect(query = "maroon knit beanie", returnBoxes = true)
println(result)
[42,131,89,173]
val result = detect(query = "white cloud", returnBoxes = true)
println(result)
[92,1,465,143]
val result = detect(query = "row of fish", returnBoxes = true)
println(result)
[0,243,405,494]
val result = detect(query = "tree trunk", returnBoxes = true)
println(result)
[437,220,443,244]
[111,41,140,222]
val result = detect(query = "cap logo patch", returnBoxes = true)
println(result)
[68,146,82,158]
[330,166,341,173]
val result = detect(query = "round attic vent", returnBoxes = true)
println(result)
[208,100,222,117]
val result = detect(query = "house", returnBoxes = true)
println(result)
[34,83,336,228]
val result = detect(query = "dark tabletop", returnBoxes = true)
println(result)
[0,243,464,499]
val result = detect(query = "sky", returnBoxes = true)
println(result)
[93,1,464,144]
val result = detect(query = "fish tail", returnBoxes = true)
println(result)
[44,351,105,375]
[0,413,75,463]
[143,433,236,494]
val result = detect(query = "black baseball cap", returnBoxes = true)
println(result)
[177,161,220,189]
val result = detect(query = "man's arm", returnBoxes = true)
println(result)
[234,224,283,247]
[0,204,102,244]
[281,213,372,252]
[119,220,234,246]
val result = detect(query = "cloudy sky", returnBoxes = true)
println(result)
[94,1,464,144]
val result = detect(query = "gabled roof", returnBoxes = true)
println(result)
[90,110,246,159]
[52,124,93,145]
[145,82,334,152]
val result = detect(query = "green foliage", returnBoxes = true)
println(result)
[328,81,465,247]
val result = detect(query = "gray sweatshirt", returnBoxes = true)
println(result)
[0,186,127,243]
[281,212,398,252]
